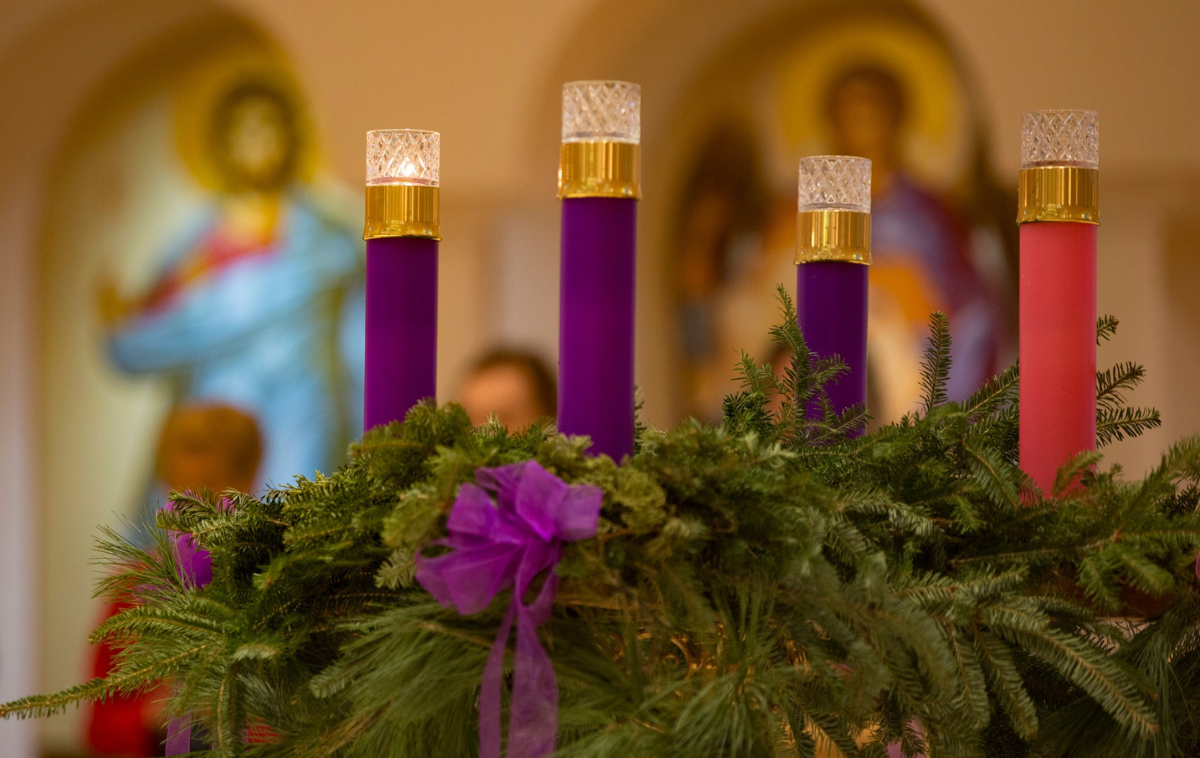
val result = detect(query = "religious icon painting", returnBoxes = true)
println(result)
[671,10,1015,425]
[36,26,365,750]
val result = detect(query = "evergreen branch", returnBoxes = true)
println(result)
[89,602,227,643]
[919,312,952,415]
[944,627,990,728]
[974,630,1037,739]
[770,286,811,440]
[1097,406,1162,446]
[1096,361,1147,413]
[91,525,186,602]
[1097,315,1120,344]
[961,440,1021,509]
[1053,451,1104,497]
[985,604,1157,737]
[961,360,1019,422]
[0,679,124,720]
[214,661,244,757]
[0,643,212,719]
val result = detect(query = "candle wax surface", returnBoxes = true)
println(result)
[796,261,869,428]
[558,197,637,460]
[365,236,439,431]
[1019,222,1097,493]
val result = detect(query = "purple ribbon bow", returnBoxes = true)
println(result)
[416,461,603,758]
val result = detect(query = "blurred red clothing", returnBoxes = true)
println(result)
[86,600,165,756]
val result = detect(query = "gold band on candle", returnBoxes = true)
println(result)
[795,210,871,265]
[1017,166,1099,225]
[558,141,641,199]
[363,183,441,240]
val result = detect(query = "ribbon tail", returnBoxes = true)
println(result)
[525,549,560,628]
[166,713,192,755]
[507,602,558,758]
[480,603,517,758]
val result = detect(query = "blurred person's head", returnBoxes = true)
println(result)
[460,350,556,429]
[825,64,907,172]
[210,79,302,192]
[155,404,263,493]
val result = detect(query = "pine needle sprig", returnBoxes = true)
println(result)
[918,312,953,415]
[1097,406,1162,447]
[1097,315,1120,345]
[962,360,1019,423]
[1090,316,1162,446]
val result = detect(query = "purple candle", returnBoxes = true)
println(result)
[557,81,641,459]
[362,130,441,431]
[794,156,872,421]
[559,198,636,460]
[797,262,867,413]
[365,237,438,430]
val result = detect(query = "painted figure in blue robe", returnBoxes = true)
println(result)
[100,78,364,490]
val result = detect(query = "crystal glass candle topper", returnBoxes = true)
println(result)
[1021,110,1098,169]
[366,129,440,186]
[561,81,640,143]
[797,155,871,213]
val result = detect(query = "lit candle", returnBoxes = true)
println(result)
[794,156,871,422]
[1018,111,1099,493]
[362,129,441,431]
[557,81,640,459]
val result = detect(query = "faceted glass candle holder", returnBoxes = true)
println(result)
[562,81,640,143]
[1021,110,1098,169]
[366,129,440,186]
[797,156,872,212]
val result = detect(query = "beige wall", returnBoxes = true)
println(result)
[1,0,1198,753]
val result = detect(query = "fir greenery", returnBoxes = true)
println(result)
[5,290,1200,758]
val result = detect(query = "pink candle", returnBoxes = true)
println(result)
[1017,110,1099,493]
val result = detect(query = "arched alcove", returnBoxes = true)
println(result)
[0,4,315,751]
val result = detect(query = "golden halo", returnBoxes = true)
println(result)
[171,41,317,191]
[774,17,971,191]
